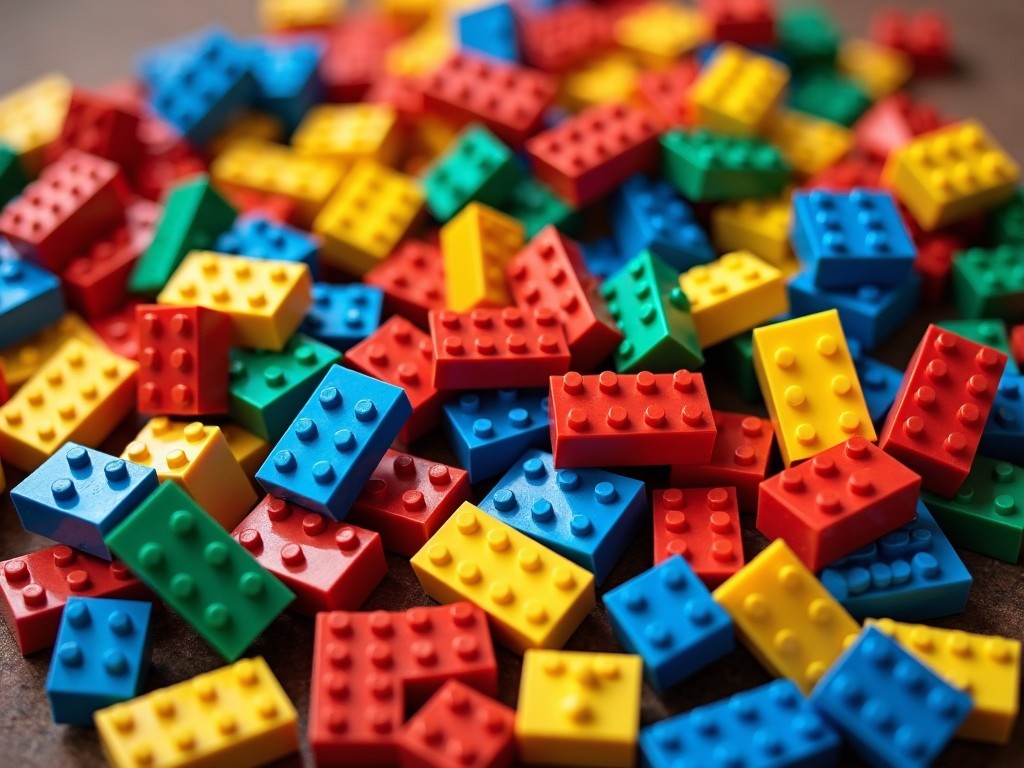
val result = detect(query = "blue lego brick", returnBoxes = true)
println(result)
[249,38,324,132]
[981,373,1024,463]
[788,271,921,352]
[46,597,152,725]
[256,364,412,519]
[149,29,256,145]
[215,215,320,275]
[478,448,645,583]
[610,174,715,271]
[11,444,159,560]
[442,388,550,482]
[604,556,734,691]
[457,2,519,62]
[641,679,840,768]
[580,237,628,282]
[136,27,214,92]
[0,255,64,347]
[300,282,383,350]
[792,189,916,290]
[848,339,903,423]
[810,626,972,768]
[820,502,972,622]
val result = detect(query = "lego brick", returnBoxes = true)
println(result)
[0,544,148,655]
[233,494,386,615]
[791,189,917,289]
[691,43,788,136]
[397,679,516,768]
[981,373,1024,463]
[293,104,398,166]
[441,202,523,313]
[46,88,143,167]
[669,410,774,513]
[479,448,645,583]
[661,129,790,202]
[914,230,961,307]
[319,14,404,102]
[0,144,27,208]
[89,302,141,361]
[641,678,842,768]
[651,487,745,587]
[364,238,446,329]
[805,152,885,192]
[215,214,319,273]
[0,74,71,173]
[855,93,944,162]
[0,256,64,348]
[680,250,787,348]
[789,70,871,127]
[497,176,577,240]
[838,39,912,99]
[579,237,628,282]
[766,109,853,177]
[345,316,447,443]
[989,187,1024,246]
[614,2,707,70]
[713,539,860,693]
[95,656,298,768]
[256,364,412,519]
[309,604,498,766]
[777,5,839,67]
[871,9,951,74]
[259,0,342,30]
[700,0,776,45]
[157,251,313,351]
[558,53,640,114]
[711,196,793,267]
[0,339,137,472]
[385,19,453,79]
[220,423,271,476]
[810,626,971,768]
[46,597,152,725]
[515,649,642,768]
[752,309,876,467]
[635,60,699,132]
[457,2,518,63]
[519,4,614,73]
[936,318,1020,375]
[952,245,1024,322]
[249,39,323,132]
[879,323,1008,497]
[301,282,383,351]
[0,313,103,387]
[421,53,556,147]
[601,251,704,373]
[411,502,595,653]
[526,104,659,208]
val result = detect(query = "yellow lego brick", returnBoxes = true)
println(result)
[680,251,788,348]
[312,159,424,276]
[868,618,1021,745]
[714,539,860,694]
[220,423,272,477]
[766,110,853,177]
[208,112,285,159]
[210,140,343,228]
[441,203,524,312]
[157,251,313,351]
[691,43,788,136]
[0,313,103,388]
[838,39,912,99]
[383,0,438,28]
[0,73,71,173]
[710,196,794,268]
[404,114,461,175]
[752,309,875,466]
[123,418,258,531]
[560,54,640,112]
[293,104,400,167]
[258,0,344,31]
[386,20,453,77]
[614,2,707,70]
[0,339,137,472]
[95,657,299,768]
[883,119,1020,231]
[411,502,596,653]
[516,650,643,768]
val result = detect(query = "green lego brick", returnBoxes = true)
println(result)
[129,174,236,295]
[661,129,791,202]
[778,7,841,70]
[500,175,578,238]
[423,123,524,222]
[952,245,1024,323]
[601,250,704,373]
[988,188,1024,245]
[789,69,872,127]
[105,482,294,660]
[228,332,341,441]
[936,319,1017,370]
[0,143,28,207]
[923,457,1024,563]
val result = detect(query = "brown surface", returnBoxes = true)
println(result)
[1,1,1023,767]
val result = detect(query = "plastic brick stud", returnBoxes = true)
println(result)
[46,597,152,725]
[0,256,64,348]
[215,214,320,273]
[515,649,642,768]
[301,283,384,351]
[652,487,745,586]
[691,43,788,136]
[365,239,446,329]
[936,318,1020,375]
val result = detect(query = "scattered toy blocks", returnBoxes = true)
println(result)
[215,214,320,272]
[661,129,790,202]
[871,9,952,74]
[952,244,1024,322]
[691,43,788,136]
[293,104,400,166]
[301,282,383,351]
[0,256,64,348]
[651,487,745,587]
[364,239,446,329]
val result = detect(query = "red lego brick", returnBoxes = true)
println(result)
[635,59,700,130]
[879,324,1008,497]
[221,187,298,224]
[507,226,622,371]
[365,239,446,329]
[853,93,945,161]
[89,301,142,360]
[1012,324,1024,369]
[0,368,8,405]
[870,9,951,75]
[526,103,660,207]
[136,304,233,415]
[653,487,745,587]
[396,680,515,768]
[805,153,884,192]
[346,316,449,443]
[669,410,775,513]
[0,149,129,271]
[700,0,776,45]
[233,495,387,615]
[757,436,922,571]
[130,146,206,202]
[913,231,961,307]
[349,449,470,557]
[0,544,148,655]
[549,370,716,468]
[366,74,427,122]
[321,14,406,102]
[61,197,160,319]
[429,307,571,390]
[309,603,498,766]
[421,53,557,147]
[518,4,615,73]
[45,88,143,168]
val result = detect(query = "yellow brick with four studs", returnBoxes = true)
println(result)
[691,43,789,136]
[766,110,853,177]
[292,104,400,166]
